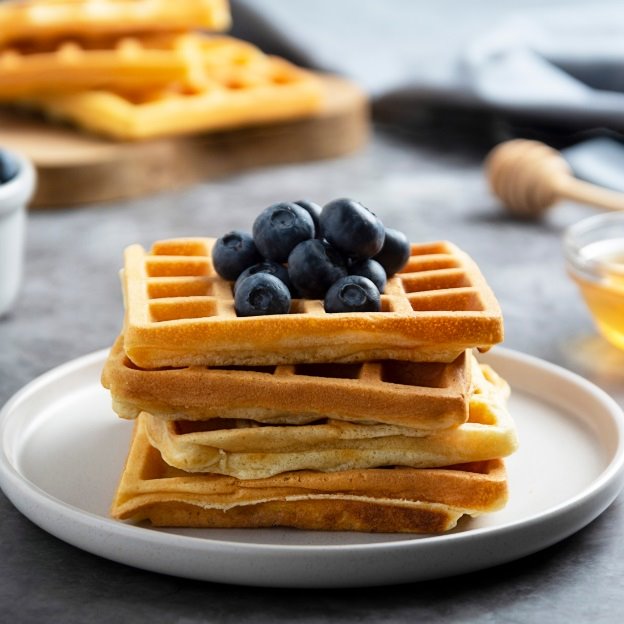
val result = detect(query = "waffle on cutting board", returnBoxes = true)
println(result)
[0,0,325,139]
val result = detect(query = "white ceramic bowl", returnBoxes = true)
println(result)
[0,150,36,317]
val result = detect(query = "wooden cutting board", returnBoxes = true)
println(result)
[0,75,368,208]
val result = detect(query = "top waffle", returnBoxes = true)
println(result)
[0,0,231,46]
[121,238,503,368]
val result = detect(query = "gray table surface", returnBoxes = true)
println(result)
[1,125,623,623]
[3,0,624,620]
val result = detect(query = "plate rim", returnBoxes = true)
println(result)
[1,346,624,583]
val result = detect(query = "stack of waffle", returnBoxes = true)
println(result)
[102,237,518,533]
[0,0,323,139]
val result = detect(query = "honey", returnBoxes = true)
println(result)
[570,238,624,350]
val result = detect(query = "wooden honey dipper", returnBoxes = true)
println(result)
[485,139,624,217]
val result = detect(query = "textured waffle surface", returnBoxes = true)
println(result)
[121,238,503,368]
[0,0,231,46]
[141,360,518,478]
[30,36,324,139]
[111,416,508,532]
[102,335,471,429]
[0,34,206,99]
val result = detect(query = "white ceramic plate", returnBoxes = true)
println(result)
[1,348,623,588]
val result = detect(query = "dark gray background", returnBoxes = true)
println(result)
[1,1,624,622]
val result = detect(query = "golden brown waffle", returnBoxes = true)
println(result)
[120,238,503,368]
[141,360,517,479]
[102,335,471,429]
[111,416,509,532]
[28,36,324,139]
[0,0,231,47]
[0,34,207,99]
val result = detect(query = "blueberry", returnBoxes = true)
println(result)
[212,231,262,281]
[349,258,387,293]
[235,273,291,317]
[252,202,315,263]
[373,228,411,275]
[320,198,385,259]
[234,260,296,297]
[0,150,18,184]
[288,239,347,299]
[324,276,381,313]
[293,199,322,237]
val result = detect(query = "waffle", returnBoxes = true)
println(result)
[0,34,207,99]
[28,36,324,140]
[0,0,231,47]
[102,335,471,429]
[141,361,517,479]
[120,238,503,368]
[111,416,509,533]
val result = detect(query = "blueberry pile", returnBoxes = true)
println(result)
[212,198,411,317]
[0,150,18,185]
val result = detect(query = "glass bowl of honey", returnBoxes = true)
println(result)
[564,213,624,350]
